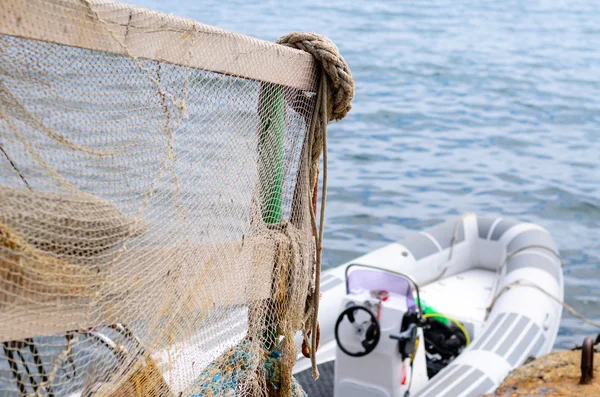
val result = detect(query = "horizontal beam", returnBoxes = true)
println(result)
[0,0,317,91]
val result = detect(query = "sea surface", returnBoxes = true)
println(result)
[127,0,600,349]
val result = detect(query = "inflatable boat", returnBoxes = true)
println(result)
[293,213,564,397]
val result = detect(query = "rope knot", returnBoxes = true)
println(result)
[277,32,354,122]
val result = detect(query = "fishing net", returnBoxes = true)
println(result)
[0,0,353,395]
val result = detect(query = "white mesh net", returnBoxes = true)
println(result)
[0,1,322,396]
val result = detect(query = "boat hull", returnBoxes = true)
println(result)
[293,213,564,397]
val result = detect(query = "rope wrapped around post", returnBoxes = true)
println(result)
[277,32,354,173]
[276,32,354,380]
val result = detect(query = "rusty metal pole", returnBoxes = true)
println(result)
[580,336,594,384]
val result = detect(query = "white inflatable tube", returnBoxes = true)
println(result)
[294,213,564,397]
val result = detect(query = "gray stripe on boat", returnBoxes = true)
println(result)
[426,219,466,250]
[531,333,546,357]
[507,323,540,366]
[414,365,466,397]
[507,229,557,254]
[465,377,496,397]
[439,367,484,397]
[470,313,507,350]
[477,216,497,239]
[320,278,343,293]
[482,313,519,351]
[400,233,441,260]
[490,219,519,241]
[494,316,530,356]
[506,252,561,283]
[320,274,334,283]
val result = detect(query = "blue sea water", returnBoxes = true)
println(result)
[126,0,600,349]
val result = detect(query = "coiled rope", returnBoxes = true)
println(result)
[423,313,472,346]
[277,32,354,380]
[277,32,354,166]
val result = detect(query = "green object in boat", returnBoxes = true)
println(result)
[258,86,286,224]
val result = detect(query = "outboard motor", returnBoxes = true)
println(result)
[333,265,429,397]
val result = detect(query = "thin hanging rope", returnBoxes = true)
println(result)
[277,32,354,379]
[0,143,31,190]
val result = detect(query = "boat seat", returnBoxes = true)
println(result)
[418,268,497,340]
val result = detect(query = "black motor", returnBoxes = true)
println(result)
[422,317,467,378]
